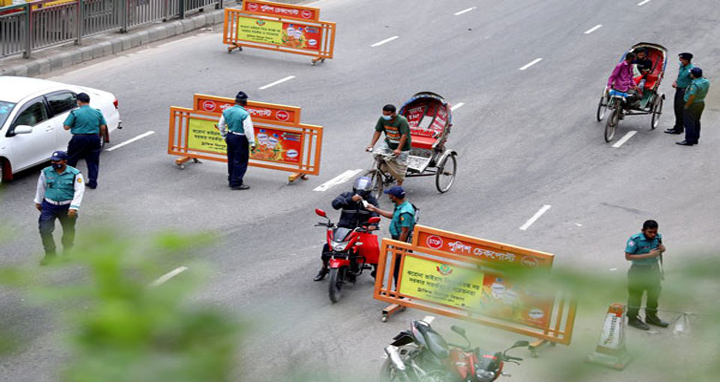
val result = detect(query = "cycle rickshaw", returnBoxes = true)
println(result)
[597,42,668,142]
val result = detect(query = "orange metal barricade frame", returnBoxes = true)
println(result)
[168,107,323,179]
[223,7,336,64]
[373,231,577,346]
[192,94,302,125]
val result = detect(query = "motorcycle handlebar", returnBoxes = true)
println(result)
[504,355,523,362]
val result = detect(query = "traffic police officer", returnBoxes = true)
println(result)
[665,52,694,135]
[677,67,710,146]
[624,220,669,330]
[218,91,256,190]
[34,151,85,265]
[63,92,107,189]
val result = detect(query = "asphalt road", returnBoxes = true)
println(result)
[1,0,719,381]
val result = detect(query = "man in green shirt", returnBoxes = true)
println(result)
[366,104,412,186]
[665,52,694,135]
[677,67,710,146]
[63,92,107,189]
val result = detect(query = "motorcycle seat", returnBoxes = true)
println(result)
[416,323,449,359]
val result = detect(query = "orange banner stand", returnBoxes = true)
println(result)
[373,225,577,356]
[167,95,323,182]
[223,0,336,65]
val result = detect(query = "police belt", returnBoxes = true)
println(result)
[44,198,72,206]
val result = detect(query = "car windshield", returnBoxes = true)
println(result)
[0,101,16,129]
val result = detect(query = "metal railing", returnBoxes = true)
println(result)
[0,0,222,59]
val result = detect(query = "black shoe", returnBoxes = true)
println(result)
[664,129,682,134]
[628,316,650,330]
[231,184,250,190]
[87,183,97,189]
[646,315,669,328]
[676,141,694,146]
[313,267,328,281]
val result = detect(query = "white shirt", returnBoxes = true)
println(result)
[217,114,256,146]
[34,169,85,211]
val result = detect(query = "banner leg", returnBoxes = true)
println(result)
[528,339,555,358]
[175,157,200,169]
[382,303,406,322]
[228,43,243,53]
[288,173,308,183]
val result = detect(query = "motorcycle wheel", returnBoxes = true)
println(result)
[328,267,344,303]
[379,358,409,382]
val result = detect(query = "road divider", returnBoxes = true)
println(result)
[371,36,399,47]
[223,0,336,65]
[374,225,577,352]
[106,131,155,152]
[520,58,543,71]
[313,169,363,191]
[168,93,323,183]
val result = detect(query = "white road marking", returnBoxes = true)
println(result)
[519,205,552,230]
[371,36,399,47]
[575,223,583,227]
[454,7,476,16]
[609,268,618,271]
[259,75,296,90]
[519,58,543,71]
[106,131,155,152]
[314,169,363,192]
[149,266,188,287]
[612,131,637,148]
[423,316,435,324]
[451,102,465,111]
[584,24,603,34]
[637,0,651,6]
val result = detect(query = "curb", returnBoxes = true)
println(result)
[0,7,227,78]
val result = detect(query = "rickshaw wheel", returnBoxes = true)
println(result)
[328,268,344,303]
[368,169,385,200]
[651,95,664,130]
[596,95,609,121]
[605,101,620,143]
[436,154,457,193]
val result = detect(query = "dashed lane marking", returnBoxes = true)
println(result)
[612,131,637,148]
[371,36,399,47]
[106,131,155,152]
[314,169,363,192]
[451,102,465,111]
[520,205,551,230]
[638,0,651,6]
[259,76,296,90]
[519,58,543,71]
[454,7,476,16]
[584,24,603,34]
[149,266,188,287]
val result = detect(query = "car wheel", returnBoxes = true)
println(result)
[0,160,5,185]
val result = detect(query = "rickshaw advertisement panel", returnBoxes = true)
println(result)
[399,255,552,329]
[236,17,323,51]
[186,118,303,164]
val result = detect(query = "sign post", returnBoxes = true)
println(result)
[223,0,336,65]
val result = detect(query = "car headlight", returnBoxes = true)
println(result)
[331,241,349,252]
[476,370,495,381]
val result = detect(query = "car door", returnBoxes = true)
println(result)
[7,97,56,171]
[45,90,77,150]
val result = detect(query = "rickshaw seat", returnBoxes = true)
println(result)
[411,135,438,150]
[644,74,660,89]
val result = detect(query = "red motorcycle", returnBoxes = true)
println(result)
[381,319,528,382]
[315,208,381,303]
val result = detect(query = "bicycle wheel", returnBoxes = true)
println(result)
[650,95,663,130]
[605,100,620,143]
[371,169,385,200]
[596,95,609,121]
[435,154,456,193]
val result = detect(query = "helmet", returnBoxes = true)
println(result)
[353,176,373,197]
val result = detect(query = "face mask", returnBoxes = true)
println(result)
[52,163,63,169]
[382,115,392,121]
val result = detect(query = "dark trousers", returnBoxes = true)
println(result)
[673,88,686,131]
[67,134,101,187]
[683,102,704,144]
[225,134,249,187]
[38,201,77,256]
[627,264,662,318]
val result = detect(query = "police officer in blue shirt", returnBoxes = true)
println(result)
[34,151,85,265]
[677,67,711,146]
[218,91,256,190]
[63,92,107,189]
[624,220,669,330]
[665,52,694,135]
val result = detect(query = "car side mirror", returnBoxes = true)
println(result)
[14,125,33,135]
[315,208,327,218]
[450,325,466,337]
[368,217,381,225]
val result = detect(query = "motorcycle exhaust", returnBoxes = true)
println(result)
[384,345,406,371]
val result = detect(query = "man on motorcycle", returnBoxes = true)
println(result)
[313,177,380,281]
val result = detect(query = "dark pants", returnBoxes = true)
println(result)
[683,102,704,144]
[673,88,686,131]
[67,134,101,188]
[225,134,249,187]
[391,234,412,289]
[38,201,77,256]
[627,264,662,318]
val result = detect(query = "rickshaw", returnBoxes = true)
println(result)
[367,92,458,197]
[597,43,667,143]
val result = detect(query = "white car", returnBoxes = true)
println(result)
[0,76,121,183]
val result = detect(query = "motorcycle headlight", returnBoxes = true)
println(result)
[476,370,495,381]
[331,241,349,252]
